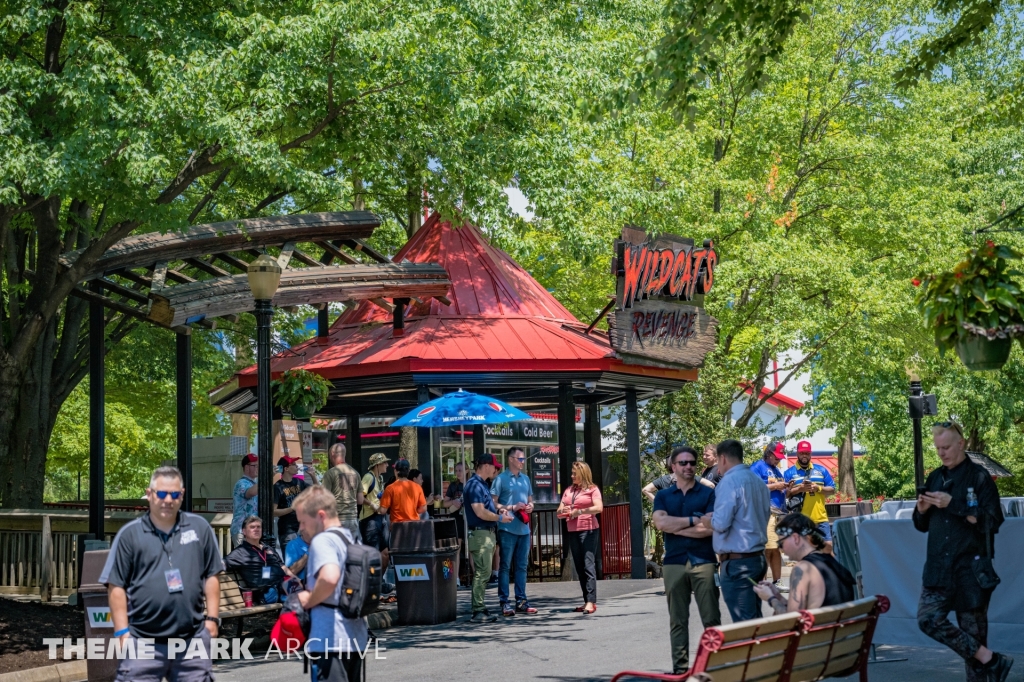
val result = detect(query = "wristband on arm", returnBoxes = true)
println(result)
[114,628,130,637]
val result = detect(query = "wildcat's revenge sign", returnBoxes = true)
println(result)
[609,226,719,369]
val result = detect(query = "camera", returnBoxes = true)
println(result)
[584,381,597,393]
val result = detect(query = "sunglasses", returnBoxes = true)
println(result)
[154,490,183,500]
[933,420,964,437]
[515,457,526,462]
[676,459,698,467]
[776,527,797,541]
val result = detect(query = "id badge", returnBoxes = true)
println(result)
[262,566,272,580]
[165,568,184,593]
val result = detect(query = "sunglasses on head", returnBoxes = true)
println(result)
[934,420,964,437]
[154,490,183,500]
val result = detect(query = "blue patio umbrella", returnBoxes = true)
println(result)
[392,389,531,428]
[393,390,530,550]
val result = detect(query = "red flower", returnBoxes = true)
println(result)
[986,240,995,248]
[911,278,921,286]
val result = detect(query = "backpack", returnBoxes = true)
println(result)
[325,527,382,619]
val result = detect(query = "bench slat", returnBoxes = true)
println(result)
[714,612,805,644]
[802,598,875,625]
[708,653,792,682]
[706,638,793,669]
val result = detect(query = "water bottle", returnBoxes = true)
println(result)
[966,487,978,515]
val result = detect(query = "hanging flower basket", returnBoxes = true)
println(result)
[914,241,1024,372]
[272,369,331,419]
[955,334,1013,371]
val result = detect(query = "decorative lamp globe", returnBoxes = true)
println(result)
[247,253,282,301]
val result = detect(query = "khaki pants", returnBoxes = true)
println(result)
[663,561,721,674]
[468,528,496,614]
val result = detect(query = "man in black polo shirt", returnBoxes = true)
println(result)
[100,466,224,681]
[652,445,719,675]
[225,516,291,604]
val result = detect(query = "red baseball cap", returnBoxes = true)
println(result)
[242,453,258,466]
[277,455,300,467]
[796,440,812,453]
[474,453,501,468]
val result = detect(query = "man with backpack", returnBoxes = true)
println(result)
[294,485,371,682]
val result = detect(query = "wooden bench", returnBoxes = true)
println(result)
[216,571,283,637]
[612,595,890,682]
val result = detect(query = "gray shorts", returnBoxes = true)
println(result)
[115,628,213,682]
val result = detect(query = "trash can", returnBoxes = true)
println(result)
[390,518,459,625]
[80,549,119,682]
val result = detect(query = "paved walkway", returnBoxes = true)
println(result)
[213,579,1020,682]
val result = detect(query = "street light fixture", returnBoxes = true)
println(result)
[247,253,282,544]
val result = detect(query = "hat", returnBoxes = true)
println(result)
[474,453,501,468]
[765,441,786,459]
[241,453,258,467]
[367,452,389,468]
[797,440,812,453]
[394,458,411,473]
[277,455,299,467]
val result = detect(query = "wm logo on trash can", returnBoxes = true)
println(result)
[395,564,430,581]
[86,607,113,628]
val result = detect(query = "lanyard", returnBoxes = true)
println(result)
[252,546,267,565]
[155,524,178,568]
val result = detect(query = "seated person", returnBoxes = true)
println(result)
[753,513,855,613]
[224,515,291,604]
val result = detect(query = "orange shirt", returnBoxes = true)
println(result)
[379,479,427,523]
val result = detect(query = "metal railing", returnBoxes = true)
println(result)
[528,507,564,581]
[600,502,633,579]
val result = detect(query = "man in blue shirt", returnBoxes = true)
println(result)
[491,447,537,617]
[700,439,770,622]
[464,453,514,623]
[653,446,719,675]
[750,441,788,584]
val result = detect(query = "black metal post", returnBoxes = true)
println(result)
[472,424,485,459]
[88,281,105,540]
[317,306,330,338]
[911,380,924,489]
[255,298,275,544]
[176,330,193,511]
[625,389,646,579]
[583,403,603,491]
[347,414,364,473]
[557,384,576,494]
[417,385,433,494]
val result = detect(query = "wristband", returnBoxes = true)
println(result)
[114,628,130,637]
[688,516,694,527]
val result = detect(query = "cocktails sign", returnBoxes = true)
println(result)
[609,226,719,369]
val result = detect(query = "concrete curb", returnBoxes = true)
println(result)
[0,660,87,682]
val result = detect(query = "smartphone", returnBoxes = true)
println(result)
[916,485,928,497]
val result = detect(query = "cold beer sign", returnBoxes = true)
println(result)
[609,226,719,369]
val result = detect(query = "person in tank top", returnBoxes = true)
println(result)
[753,512,855,613]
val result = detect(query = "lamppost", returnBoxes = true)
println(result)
[248,253,282,544]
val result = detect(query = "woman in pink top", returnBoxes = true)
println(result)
[557,461,604,614]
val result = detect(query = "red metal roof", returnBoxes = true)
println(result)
[235,214,698,385]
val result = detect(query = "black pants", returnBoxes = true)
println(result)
[568,529,599,603]
[918,587,989,682]
[312,652,363,682]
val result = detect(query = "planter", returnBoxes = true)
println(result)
[288,399,316,420]
[955,334,1012,371]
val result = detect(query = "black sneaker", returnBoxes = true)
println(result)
[470,611,486,624]
[501,602,515,617]
[988,653,1014,682]
[483,609,498,622]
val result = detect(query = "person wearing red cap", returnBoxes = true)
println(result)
[750,441,788,584]
[274,455,312,548]
[783,440,836,554]
[231,454,260,548]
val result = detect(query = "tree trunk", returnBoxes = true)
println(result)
[399,426,418,467]
[837,429,857,499]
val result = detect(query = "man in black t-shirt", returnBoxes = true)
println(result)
[701,443,723,485]
[274,455,309,546]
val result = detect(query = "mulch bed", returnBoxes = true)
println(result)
[0,596,282,675]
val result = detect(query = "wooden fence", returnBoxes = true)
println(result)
[0,509,232,599]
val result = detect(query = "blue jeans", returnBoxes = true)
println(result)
[497,529,530,605]
[720,555,767,622]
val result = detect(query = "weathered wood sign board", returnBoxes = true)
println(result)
[608,226,719,369]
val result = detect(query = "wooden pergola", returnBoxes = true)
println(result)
[69,211,451,539]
